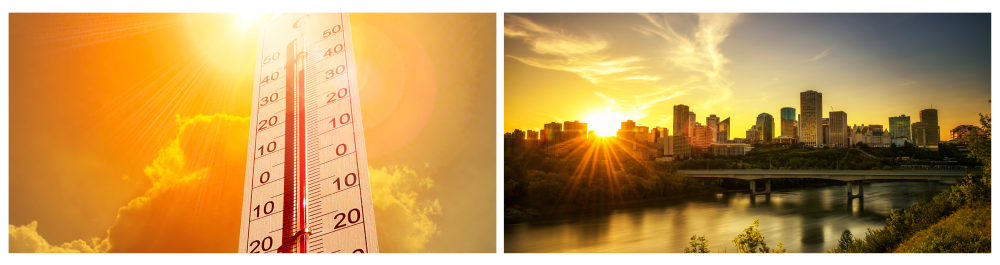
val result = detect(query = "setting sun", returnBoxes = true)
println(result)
[584,111,627,137]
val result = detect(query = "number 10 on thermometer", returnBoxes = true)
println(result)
[238,13,378,254]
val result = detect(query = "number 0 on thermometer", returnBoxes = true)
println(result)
[239,13,378,254]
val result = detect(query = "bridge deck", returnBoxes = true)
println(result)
[676,170,967,181]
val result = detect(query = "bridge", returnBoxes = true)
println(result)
[676,169,969,199]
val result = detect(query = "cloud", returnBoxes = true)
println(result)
[631,13,740,123]
[10,113,249,253]
[10,113,441,253]
[899,81,917,86]
[506,14,743,126]
[369,165,442,253]
[504,14,649,87]
[805,48,833,62]
[9,221,109,253]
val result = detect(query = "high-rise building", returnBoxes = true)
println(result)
[797,114,802,142]
[652,127,669,143]
[563,120,588,140]
[780,107,797,138]
[829,111,848,147]
[911,109,940,148]
[691,123,714,151]
[718,117,731,143]
[526,130,539,140]
[823,118,830,145]
[688,112,697,139]
[542,122,562,142]
[668,135,691,160]
[636,126,653,143]
[746,125,759,143]
[617,120,637,140]
[707,114,720,143]
[889,114,911,140]
[673,105,690,137]
[755,113,774,143]
[800,90,823,147]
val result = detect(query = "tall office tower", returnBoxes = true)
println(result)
[755,113,775,143]
[829,111,848,147]
[823,118,830,145]
[563,120,588,139]
[912,109,940,148]
[718,117,731,143]
[889,114,911,139]
[673,105,690,137]
[780,107,797,138]
[707,115,720,143]
[543,122,563,142]
[800,90,823,147]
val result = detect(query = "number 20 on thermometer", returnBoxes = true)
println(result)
[238,13,378,254]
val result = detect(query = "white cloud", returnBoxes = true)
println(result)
[805,48,833,62]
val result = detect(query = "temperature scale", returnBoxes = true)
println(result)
[239,13,378,253]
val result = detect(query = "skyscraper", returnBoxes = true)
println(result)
[688,112,697,138]
[912,109,940,148]
[563,120,588,140]
[800,90,823,147]
[707,114,720,143]
[780,107,797,138]
[889,114,911,139]
[673,105,690,137]
[756,113,774,143]
[718,117,730,143]
[829,111,848,147]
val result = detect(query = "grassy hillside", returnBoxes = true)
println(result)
[894,205,991,253]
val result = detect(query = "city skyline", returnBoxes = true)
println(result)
[504,13,990,140]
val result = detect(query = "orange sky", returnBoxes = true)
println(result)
[9,13,495,253]
[504,14,990,139]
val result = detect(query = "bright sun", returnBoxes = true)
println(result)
[584,111,628,137]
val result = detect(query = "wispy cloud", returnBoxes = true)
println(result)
[805,48,833,62]
[506,13,741,126]
[899,81,917,86]
[633,13,740,121]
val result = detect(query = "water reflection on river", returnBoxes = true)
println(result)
[505,181,953,253]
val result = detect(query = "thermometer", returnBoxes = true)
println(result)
[239,13,378,253]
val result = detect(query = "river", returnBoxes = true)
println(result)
[504,180,953,253]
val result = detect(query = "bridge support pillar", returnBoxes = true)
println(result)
[750,180,756,195]
[764,179,771,194]
[847,181,853,199]
[857,180,863,199]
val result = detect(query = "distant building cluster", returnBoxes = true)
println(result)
[505,89,973,159]
[504,120,591,150]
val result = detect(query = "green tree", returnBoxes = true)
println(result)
[836,229,854,251]
[684,234,710,253]
[733,219,787,253]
